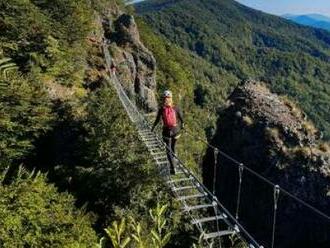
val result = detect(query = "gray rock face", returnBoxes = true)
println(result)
[106,14,158,112]
[228,80,318,146]
[203,80,330,248]
[114,14,141,44]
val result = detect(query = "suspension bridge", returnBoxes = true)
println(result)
[102,42,330,248]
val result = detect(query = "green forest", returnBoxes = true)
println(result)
[0,0,198,247]
[136,0,330,140]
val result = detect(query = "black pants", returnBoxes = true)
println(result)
[163,136,177,173]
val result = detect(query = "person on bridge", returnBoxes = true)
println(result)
[110,62,117,76]
[151,90,184,175]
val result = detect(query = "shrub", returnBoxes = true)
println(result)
[242,115,254,126]
[0,72,53,167]
[0,168,97,248]
[103,203,172,248]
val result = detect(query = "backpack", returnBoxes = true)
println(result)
[162,106,177,128]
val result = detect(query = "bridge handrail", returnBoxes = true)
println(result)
[184,128,330,222]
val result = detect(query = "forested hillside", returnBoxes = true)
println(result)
[0,1,192,247]
[136,0,330,140]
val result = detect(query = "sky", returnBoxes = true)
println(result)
[236,0,330,17]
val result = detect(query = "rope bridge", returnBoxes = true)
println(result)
[102,43,330,248]
[103,43,260,247]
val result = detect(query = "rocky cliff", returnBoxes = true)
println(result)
[203,80,330,248]
[103,11,158,111]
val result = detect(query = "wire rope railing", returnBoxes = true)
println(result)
[102,42,263,248]
[183,126,330,248]
[183,128,330,221]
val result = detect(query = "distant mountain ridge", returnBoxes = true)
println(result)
[283,13,330,31]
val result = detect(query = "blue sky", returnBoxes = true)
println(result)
[236,0,330,17]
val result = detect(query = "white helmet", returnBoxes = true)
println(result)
[163,90,172,98]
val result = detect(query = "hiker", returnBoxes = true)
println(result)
[151,90,184,175]
[110,62,117,76]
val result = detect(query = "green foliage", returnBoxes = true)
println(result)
[0,1,157,246]
[0,1,181,247]
[0,0,112,166]
[103,203,172,248]
[0,72,53,168]
[192,233,213,248]
[136,0,330,139]
[0,0,96,86]
[73,85,190,246]
[129,216,146,248]
[0,57,17,80]
[83,85,151,168]
[149,203,172,248]
[0,167,97,248]
[48,84,167,231]
[191,232,246,248]
[230,235,248,248]
[104,218,131,248]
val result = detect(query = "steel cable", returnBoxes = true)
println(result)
[183,128,330,222]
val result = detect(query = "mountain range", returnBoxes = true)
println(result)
[283,13,330,31]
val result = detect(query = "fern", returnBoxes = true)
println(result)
[129,216,147,248]
[104,218,131,248]
[0,57,17,80]
[97,237,106,248]
[103,203,173,247]
[149,203,172,248]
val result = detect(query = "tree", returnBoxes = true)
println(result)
[0,68,53,168]
[0,167,97,248]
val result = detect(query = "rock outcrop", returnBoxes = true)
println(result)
[203,80,330,248]
[104,13,158,111]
